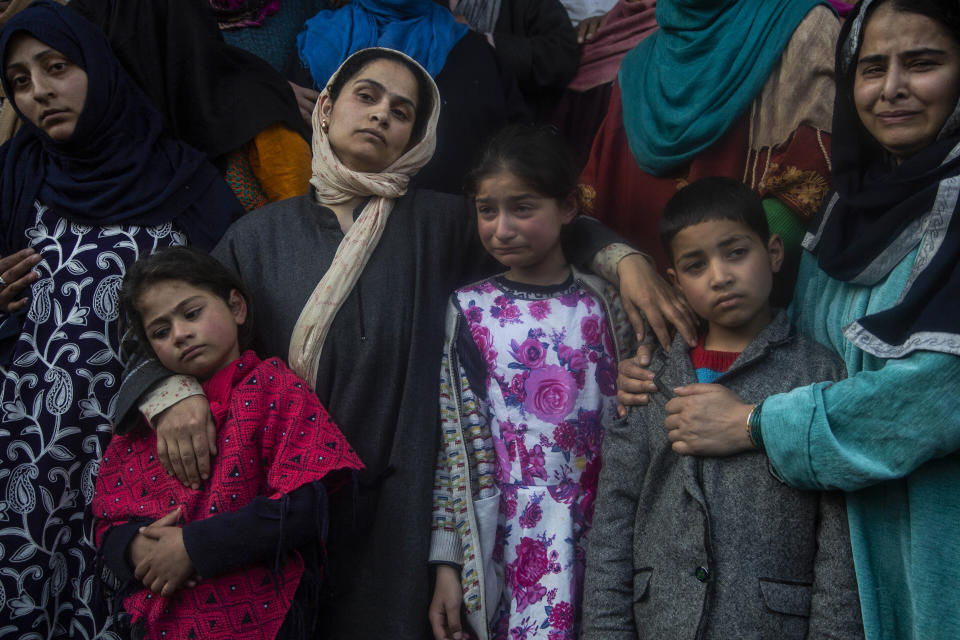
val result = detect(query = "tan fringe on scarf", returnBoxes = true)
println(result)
[0,0,68,144]
[288,48,440,389]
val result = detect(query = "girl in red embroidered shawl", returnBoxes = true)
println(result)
[92,246,363,640]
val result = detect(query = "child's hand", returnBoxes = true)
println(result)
[429,565,465,640]
[616,344,658,415]
[128,507,178,567]
[128,531,156,568]
[134,508,195,597]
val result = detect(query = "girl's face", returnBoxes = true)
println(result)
[4,33,88,142]
[475,169,577,286]
[854,4,960,160]
[137,280,247,381]
[319,58,419,173]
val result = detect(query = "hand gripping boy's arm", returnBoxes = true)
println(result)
[806,492,865,639]
[581,410,650,640]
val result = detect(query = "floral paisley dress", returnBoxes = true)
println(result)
[456,275,619,639]
[0,203,184,639]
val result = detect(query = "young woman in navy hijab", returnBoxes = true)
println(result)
[0,2,240,636]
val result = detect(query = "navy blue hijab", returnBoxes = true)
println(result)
[804,0,960,358]
[0,0,238,256]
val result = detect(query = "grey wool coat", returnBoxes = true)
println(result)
[581,311,864,640]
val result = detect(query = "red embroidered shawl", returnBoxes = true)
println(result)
[94,351,364,640]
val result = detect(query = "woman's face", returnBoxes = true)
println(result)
[4,33,88,142]
[854,4,960,160]
[319,58,419,173]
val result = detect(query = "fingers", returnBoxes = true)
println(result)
[0,247,41,276]
[444,599,463,640]
[428,594,463,640]
[428,602,448,640]
[577,16,603,43]
[166,440,189,487]
[181,411,216,488]
[205,413,218,457]
[634,344,654,364]
[190,427,211,484]
[0,249,42,313]
[288,81,320,124]
[617,389,649,413]
[643,306,673,352]
[673,383,720,397]
[616,355,657,411]
[661,295,698,348]
[160,579,180,598]
[155,396,215,488]
[616,358,656,393]
[645,288,697,350]
[134,558,149,581]
[155,435,171,476]
[149,507,180,529]
[176,438,203,490]
[622,301,647,346]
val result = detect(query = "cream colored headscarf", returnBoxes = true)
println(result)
[288,48,441,388]
[0,0,68,144]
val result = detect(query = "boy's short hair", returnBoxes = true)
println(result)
[660,177,769,264]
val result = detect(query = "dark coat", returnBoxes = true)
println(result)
[494,0,580,117]
[582,311,864,639]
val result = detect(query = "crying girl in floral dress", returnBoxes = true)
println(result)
[429,126,633,640]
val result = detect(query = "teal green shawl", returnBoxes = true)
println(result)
[619,0,829,176]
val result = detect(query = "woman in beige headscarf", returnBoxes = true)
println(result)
[111,48,695,640]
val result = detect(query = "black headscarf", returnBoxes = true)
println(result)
[0,0,238,255]
[804,0,960,358]
[69,0,309,161]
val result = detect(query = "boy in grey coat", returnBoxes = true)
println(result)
[582,178,863,639]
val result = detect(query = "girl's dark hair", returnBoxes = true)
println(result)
[119,246,254,356]
[466,124,582,208]
[326,48,434,147]
[660,177,769,264]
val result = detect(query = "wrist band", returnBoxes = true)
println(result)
[746,401,765,451]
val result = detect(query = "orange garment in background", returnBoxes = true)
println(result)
[248,122,312,202]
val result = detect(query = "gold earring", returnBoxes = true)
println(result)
[321,119,329,133]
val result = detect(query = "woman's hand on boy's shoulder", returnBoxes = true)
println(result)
[616,253,697,351]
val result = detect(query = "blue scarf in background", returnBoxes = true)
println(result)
[619,0,828,176]
[296,0,468,88]
[0,0,235,256]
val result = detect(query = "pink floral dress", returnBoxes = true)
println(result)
[455,275,619,639]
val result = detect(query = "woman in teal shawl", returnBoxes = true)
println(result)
[580,0,838,305]
[620,0,829,175]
